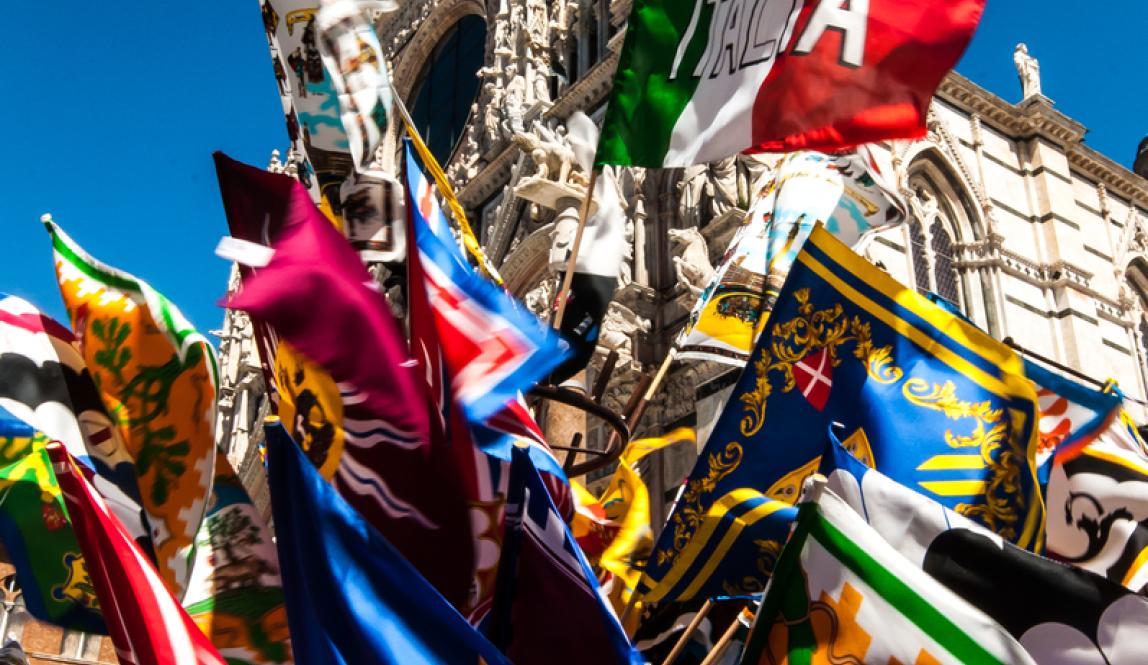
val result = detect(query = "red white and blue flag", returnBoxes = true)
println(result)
[404,144,570,471]
[405,144,575,620]
[405,145,569,424]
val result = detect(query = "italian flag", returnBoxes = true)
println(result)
[597,0,986,167]
[739,483,1033,665]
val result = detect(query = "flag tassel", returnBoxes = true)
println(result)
[552,168,601,331]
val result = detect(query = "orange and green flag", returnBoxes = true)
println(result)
[47,220,219,597]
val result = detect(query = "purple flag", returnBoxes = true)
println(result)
[215,153,474,608]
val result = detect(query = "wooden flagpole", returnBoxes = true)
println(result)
[619,588,642,627]
[391,88,503,285]
[659,598,713,665]
[697,610,741,665]
[551,168,601,331]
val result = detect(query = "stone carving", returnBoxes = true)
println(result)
[678,156,740,227]
[599,302,650,366]
[503,69,527,136]
[513,123,582,186]
[668,226,715,296]
[548,205,581,272]
[526,0,548,48]
[909,183,940,223]
[524,278,555,322]
[1014,43,1041,99]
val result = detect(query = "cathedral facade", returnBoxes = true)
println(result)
[218,0,1148,510]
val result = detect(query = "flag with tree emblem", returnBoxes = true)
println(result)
[738,481,1033,665]
[183,455,293,665]
[48,221,219,598]
[597,0,986,166]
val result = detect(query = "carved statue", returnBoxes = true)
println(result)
[710,155,739,213]
[524,278,555,322]
[513,123,583,187]
[598,302,651,364]
[677,157,740,227]
[909,184,939,223]
[667,227,715,295]
[619,216,635,286]
[548,206,581,272]
[1014,43,1041,99]
[526,0,549,48]
[502,70,526,136]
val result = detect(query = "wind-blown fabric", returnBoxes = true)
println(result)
[598,430,696,609]
[48,221,218,598]
[48,443,226,665]
[184,456,292,665]
[264,423,511,665]
[677,151,906,365]
[217,152,474,607]
[0,443,104,633]
[821,429,1148,664]
[404,144,573,619]
[316,0,393,173]
[643,224,1043,603]
[738,485,1034,665]
[549,112,629,383]
[405,145,570,425]
[0,294,153,555]
[1045,402,1148,592]
[598,0,986,165]
[487,446,641,665]
[1024,360,1121,466]
[257,0,349,191]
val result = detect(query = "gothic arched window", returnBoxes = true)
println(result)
[409,15,487,164]
[907,218,931,294]
[929,217,961,306]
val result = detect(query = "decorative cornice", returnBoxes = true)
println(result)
[937,72,1148,208]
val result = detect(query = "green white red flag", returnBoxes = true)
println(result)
[597,0,986,166]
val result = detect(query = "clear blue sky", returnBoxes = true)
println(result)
[0,2,1144,344]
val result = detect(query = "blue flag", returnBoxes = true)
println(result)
[641,223,1044,603]
[488,446,641,665]
[264,422,511,665]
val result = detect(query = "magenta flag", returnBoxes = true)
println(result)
[215,153,474,608]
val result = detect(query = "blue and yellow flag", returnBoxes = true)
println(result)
[642,224,1043,603]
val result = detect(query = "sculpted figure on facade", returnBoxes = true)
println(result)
[678,156,741,227]
[524,277,555,322]
[526,0,549,48]
[513,122,583,187]
[1014,43,1041,99]
[599,302,650,367]
[668,226,715,296]
[482,82,503,146]
[503,68,527,136]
